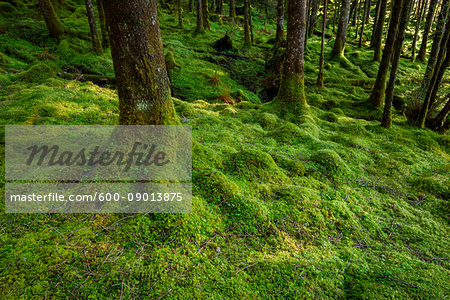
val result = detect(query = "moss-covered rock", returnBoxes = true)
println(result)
[268,122,302,143]
[257,112,278,130]
[15,62,57,83]
[310,149,349,176]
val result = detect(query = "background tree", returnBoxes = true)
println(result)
[274,0,308,117]
[103,0,178,125]
[178,0,183,28]
[96,0,109,48]
[230,0,236,20]
[370,0,382,45]
[417,0,439,61]
[371,0,387,60]
[308,0,319,37]
[275,0,285,44]
[202,0,210,30]
[38,0,65,38]
[368,0,404,108]
[85,0,102,55]
[216,0,223,13]
[196,0,204,32]
[244,0,251,44]
[382,0,413,127]
[411,0,427,61]
[358,0,369,47]
[330,0,351,57]
[318,0,328,87]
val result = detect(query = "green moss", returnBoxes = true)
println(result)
[0,2,16,15]
[257,112,278,130]
[14,62,58,83]
[320,111,339,122]
[310,149,349,176]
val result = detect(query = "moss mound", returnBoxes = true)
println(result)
[15,62,58,83]
[257,112,278,129]
[310,149,349,176]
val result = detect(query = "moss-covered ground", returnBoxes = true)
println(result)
[0,0,449,298]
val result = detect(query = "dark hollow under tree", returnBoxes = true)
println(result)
[103,0,178,125]
[368,0,403,108]
[330,0,351,57]
[85,0,103,56]
[38,0,65,38]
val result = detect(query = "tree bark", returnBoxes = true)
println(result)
[429,97,450,129]
[103,0,178,125]
[202,0,210,30]
[382,0,412,127]
[308,0,319,37]
[38,0,65,38]
[196,0,204,32]
[188,0,194,12]
[355,0,362,38]
[358,0,369,46]
[244,0,251,44]
[318,0,328,87]
[229,0,236,19]
[331,0,351,56]
[85,0,103,56]
[372,0,387,60]
[275,0,308,112]
[370,0,382,45]
[411,0,427,61]
[216,0,223,13]
[368,0,403,108]
[276,0,285,44]
[96,0,109,48]
[417,0,439,61]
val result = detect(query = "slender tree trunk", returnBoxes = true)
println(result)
[229,0,236,19]
[333,0,340,32]
[372,0,387,60]
[308,0,319,36]
[102,0,178,125]
[85,0,103,55]
[423,0,449,88]
[96,0,109,48]
[216,0,223,13]
[370,0,382,45]
[350,0,358,25]
[202,0,210,30]
[178,0,183,28]
[359,0,369,46]
[244,0,251,44]
[382,0,412,127]
[211,0,216,12]
[276,0,285,43]
[38,0,65,38]
[196,0,204,32]
[368,0,404,108]
[331,0,351,57]
[365,0,372,20]
[318,0,328,87]
[429,97,450,129]
[275,0,308,113]
[249,0,254,43]
[411,0,427,61]
[417,0,439,61]
[355,0,362,38]
[188,0,194,12]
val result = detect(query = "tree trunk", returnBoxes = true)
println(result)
[429,97,450,129]
[102,0,178,125]
[188,0,194,12]
[417,0,439,61]
[275,0,308,114]
[308,0,319,36]
[244,0,251,44]
[411,0,427,61]
[331,0,351,57]
[382,0,412,127]
[96,0,109,48]
[318,0,328,87]
[196,0,204,32]
[249,0,254,43]
[368,0,403,108]
[229,0,236,19]
[372,0,387,60]
[85,0,103,55]
[333,0,340,32]
[423,0,449,88]
[370,0,382,45]
[358,0,369,46]
[355,0,362,38]
[202,0,210,30]
[178,0,183,28]
[216,0,223,13]
[38,0,65,38]
[276,0,285,43]
[350,0,358,25]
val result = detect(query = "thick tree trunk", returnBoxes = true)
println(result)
[229,0,236,19]
[196,0,204,32]
[275,0,308,111]
[38,0,65,38]
[308,0,319,36]
[318,0,328,87]
[85,0,103,56]
[368,0,403,108]
[96,0,109,48]
[276,0,285,43]
[411,0,427,61]
[358,0,369,46]
[202,0,210,30]
[103,0,178,125]
[423,0,449,88]
[244,0,251,44]
[417,0,439,61]
[331,0,351,56]
[372,0,387,60]
[382,0,412,127]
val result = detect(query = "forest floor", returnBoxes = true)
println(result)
[0,0,449,298]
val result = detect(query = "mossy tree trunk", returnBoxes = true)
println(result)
[317,0,328,87]
[423,0,449,89]
[372,0,387,60]
[275,0,285,44]
[368,0,403,108]
[244,0,251,44]
[38,0,65,38]
[411,0,427,61]
[85,0,103,56]
[103,0,178,125]
[202,0,210,30]
[330,0,351,57]
[188,0,194,12]
[417,0,439,61]
[382,0,412,128]
[275,0,308,114]
[429,98,450,130]
[96,0,109,48]
[216,0,223,13]
[196,0,204,32]
[229,0,236,20]
[178,0,183,28]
